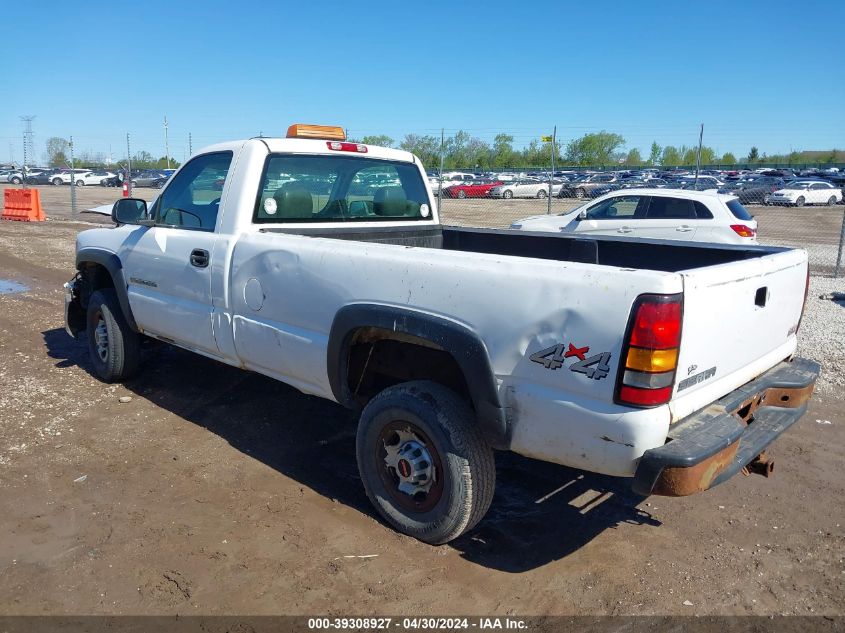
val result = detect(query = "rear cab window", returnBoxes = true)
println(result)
[726,199,753,220]
[254,155,431,223]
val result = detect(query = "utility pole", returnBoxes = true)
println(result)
[164,115,171,169]
[126,133,133,197]
[548,126,556,215]
[69,136,77,215]
[694,123,704,186]
[188,132,192,156]
[20,115,35,169]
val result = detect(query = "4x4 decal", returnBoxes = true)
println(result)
[529,343,612,380]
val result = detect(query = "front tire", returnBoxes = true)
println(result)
[86,289,140,382]
[795,196,805,207]
[827,196,837,206]
[575,188,586,199]
[10,176,21,184]
[76,180,85,187]
[356,381,495,545]
[52,178,63,186]
[457,190,467,199]
[503,190,513,199]
[536,189,547,199]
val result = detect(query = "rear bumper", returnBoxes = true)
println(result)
[632,357,820,496]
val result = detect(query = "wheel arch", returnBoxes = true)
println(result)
[328,304,509,449]
[75,247,139,332]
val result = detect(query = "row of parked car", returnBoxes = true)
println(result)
[429,167,845,206]
[0,167,173,188]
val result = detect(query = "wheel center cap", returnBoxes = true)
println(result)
[397,459,412,478]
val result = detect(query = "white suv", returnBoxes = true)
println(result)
[510,188,758,244]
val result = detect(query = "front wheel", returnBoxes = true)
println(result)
[356,381,495,544]
[10,176,21,184]
[86,289,141,382]
[76,180,85,187]
[795,196,805,207]
[536,189,547,199]
[827,196,837,206]
[52,178,63,186]
[457,190,467,199]
[503,190,513,199]
[575,188,586,199]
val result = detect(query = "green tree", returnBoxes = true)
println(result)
[46,137,70,167]
[747,146,759,163]
[360,135,394,148]
[399,134,440,170]
[564,131,625,166]
[492,134,515,168]
[661,146,682,166]
[720,152,737,165]
[648,142,662,166]
[624,148,643,165]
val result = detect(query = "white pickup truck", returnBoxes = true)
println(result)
[64,124,820,544]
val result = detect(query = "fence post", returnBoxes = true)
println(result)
[835,206,845,278]
[437,128,444,213]
[69,136,77,217]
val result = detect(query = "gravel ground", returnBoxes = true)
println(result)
[799,277,845,395]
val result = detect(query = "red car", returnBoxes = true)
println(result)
[442,180,503,198]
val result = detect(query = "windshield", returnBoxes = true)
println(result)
[254,155,431,223]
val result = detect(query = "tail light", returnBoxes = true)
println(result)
[616,294,683,408]
[730,224,756,238]
[326,141,368,153]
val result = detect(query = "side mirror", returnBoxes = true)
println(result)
[112,198,149,225]
[577,210,588,221]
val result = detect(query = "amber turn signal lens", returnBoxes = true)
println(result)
[625,346,679,373]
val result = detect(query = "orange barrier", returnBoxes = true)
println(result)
[2,188,45,222]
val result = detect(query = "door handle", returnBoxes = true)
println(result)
[617,227,633,233]
[190,248,209,268]
[676,226,693,232]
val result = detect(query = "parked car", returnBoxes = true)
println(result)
[511,189,758,244]
[442,180,503,199]
[558,173,623,199]
[671,176,724,191]
[25,169,61,185]
[488,178,551,199]
[63,127,818,545]
[131,170,169,188]
[718,177,785,205]
[49,169,91,185]
[74,171,117,186]
[768,180,842,207]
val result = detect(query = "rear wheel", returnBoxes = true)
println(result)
[575,188,586,199]
[503,190,513,199]
[356,381,495,544]
[10,176,21,184]
[536,189,547,199]
[86,289,141,382]
[795,196,805,207]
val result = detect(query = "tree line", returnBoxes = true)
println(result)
[350,132,842,170]
[44,137,180,170]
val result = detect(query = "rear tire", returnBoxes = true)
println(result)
[10,176,21,184]
[356,381,495,545]
[503,190,513,199]
[575,188,586,199]
[86,289,141,383]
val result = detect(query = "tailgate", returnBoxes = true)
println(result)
[670,248,808,421]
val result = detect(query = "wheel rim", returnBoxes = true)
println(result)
[538,190,546,198]
[504,191,512,199]
[796,197,804,206]
[829,197,836,206]
[94,314,109,362]
[575,189,584,198]
[376,421,444,513]
[458,191,466,198]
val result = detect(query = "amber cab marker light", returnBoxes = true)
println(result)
[286,124,346,141]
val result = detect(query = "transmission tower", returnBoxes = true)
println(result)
[20,115,35,168]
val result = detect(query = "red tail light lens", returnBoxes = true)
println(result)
[730,224,756,238]
[629,301,682,349]
[616,294,683,408]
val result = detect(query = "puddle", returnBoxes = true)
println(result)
[0,279,29,294]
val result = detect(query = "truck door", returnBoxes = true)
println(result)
[120,151,233,356]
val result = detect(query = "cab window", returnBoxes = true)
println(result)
[254,155,431,223]
[152,152,232,231]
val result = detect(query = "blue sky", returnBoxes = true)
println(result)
[1,0,843,164]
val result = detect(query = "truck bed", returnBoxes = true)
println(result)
[258,224,790,273]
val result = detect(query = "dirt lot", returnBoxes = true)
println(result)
[0,202,843,617]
